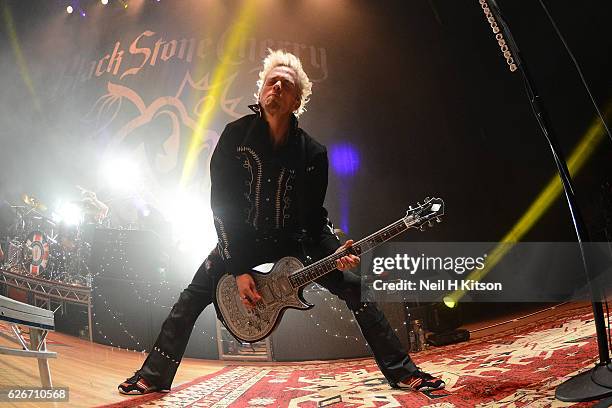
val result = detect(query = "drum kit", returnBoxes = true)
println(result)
[0,192,102,287]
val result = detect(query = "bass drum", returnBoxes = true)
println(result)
[23,230,50,276]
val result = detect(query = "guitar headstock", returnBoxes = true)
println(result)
[403,197,444,231]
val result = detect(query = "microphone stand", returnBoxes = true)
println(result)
[478,0,612,401]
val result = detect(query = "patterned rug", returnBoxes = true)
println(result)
[101,306,602,407]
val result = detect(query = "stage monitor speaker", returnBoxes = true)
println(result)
[426,302,462,333]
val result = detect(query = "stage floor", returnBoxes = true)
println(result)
[0,302,600,407]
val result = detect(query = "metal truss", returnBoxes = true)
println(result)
[0,269,91,305]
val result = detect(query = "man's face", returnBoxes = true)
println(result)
[259,66,300,117]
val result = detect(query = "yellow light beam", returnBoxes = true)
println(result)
[1,2,40,112]
[180,0,257,186]
[444,107,611,305]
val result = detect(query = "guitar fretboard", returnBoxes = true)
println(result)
[288,218,411,288]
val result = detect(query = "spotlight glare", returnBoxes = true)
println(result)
[101,0,108,4]
[443,297,457,309]
[66,5,73,13]
[101,158,141,190]
[55,201,83,226]
[329,142,361,177]
[161,191,216,258]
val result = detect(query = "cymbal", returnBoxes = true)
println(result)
[21,193,47,211]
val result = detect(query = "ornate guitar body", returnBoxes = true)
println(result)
[216,256,311,343]
[216,197,445,343]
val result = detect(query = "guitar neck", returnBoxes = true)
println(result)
[288,217,411,288]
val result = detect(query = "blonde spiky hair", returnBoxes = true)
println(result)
[255,49,312,117]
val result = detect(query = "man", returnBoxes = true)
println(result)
[118,49,445,395]
[76,186,109,225]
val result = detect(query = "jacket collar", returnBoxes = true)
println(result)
[243,105,300,160]
[248,103,299,134]
[248,103,262,116]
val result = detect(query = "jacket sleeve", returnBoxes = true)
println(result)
[210,125,256,276]
[303,148,341,259]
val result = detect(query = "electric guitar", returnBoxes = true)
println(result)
[216,197,445,343]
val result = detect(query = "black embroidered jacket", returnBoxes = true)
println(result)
[211,107,340,276]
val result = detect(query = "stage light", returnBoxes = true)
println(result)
[101,158,141,190]
[81,11,86,17]
[53,201,82,226]
[329,143,360,177]
[101,0,108,4]
[329,142,360,232]
[181,0,257,186]
[66,5,73,13]
[443,297,457,308]
[444,106,611,306]
[2,1,41,113]
[425,302,469,346]
[160,191,216,258]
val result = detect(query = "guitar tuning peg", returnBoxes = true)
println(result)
[424,197,430,202]
[428,220,433,227]
[436,217,442,223]
[419,225,425,231]
[409,205,413,210]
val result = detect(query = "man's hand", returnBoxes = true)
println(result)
[335,239,360,271]
[236,273,262,309]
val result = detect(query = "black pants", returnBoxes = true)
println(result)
[138,249,418,389]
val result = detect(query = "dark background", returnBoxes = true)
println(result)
[0,0,610,358]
